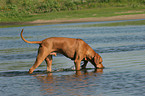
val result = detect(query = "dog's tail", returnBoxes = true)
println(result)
[20,29,42,44]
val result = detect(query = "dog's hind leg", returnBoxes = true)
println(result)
[29,46,51,74]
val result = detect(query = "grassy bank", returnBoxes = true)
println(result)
[0,0,145,28]
[1,7,145,23]
[0,0,145,23]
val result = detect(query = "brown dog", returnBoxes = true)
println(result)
[20,29,104,74]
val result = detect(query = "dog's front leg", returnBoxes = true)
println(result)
[81,60,88,69]
[74,59,81,71]
[45,55,52,72]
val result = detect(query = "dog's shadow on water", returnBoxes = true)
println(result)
[0,68,103,78]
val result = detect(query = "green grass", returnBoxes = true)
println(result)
[0,0,145,28]
[1,7,145,23]
[1,0,145,23]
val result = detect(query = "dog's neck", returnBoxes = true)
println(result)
[86,48,96,60]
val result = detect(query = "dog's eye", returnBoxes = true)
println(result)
[99,62,101,64]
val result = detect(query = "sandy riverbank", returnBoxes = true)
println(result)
[28,14,145,24]
[1,14,145,26]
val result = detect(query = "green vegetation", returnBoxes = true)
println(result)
[0,0,145,27]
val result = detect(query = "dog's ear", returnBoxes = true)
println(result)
[94,55,99,64]
[94,54,103,64]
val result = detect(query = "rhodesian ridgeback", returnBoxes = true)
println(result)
[20,29,104,74]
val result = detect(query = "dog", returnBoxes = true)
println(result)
[20,29,104,74]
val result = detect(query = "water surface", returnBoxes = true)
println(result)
[0,21,145,96]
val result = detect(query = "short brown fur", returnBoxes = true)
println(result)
[20,29,104,73]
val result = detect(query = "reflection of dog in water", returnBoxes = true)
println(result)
[20,29,104,74]
[33,69,103,95]
[34,69,103,82]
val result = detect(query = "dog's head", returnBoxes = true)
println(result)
[93,53,104,69]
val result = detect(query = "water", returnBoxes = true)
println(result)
[0,21,145,96]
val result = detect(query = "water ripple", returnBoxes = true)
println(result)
[96,44,145,53]
[0,44,145,61]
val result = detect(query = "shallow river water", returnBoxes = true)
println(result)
[0,21,145,96]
